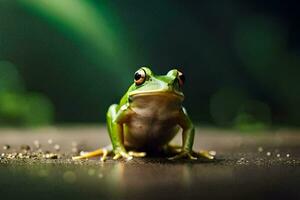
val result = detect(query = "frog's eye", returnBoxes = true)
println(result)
[134,69,146,85]
[177,71,185,86]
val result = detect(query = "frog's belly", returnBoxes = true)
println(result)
[123,116,180,150]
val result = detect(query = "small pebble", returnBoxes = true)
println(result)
[3,145,10,150]
[20,144,31,151]
[7,153,16,159]
[257,147,263,152]
[237,157,249,165]
[50,154,58,159]
[18,153,24,159]
[266,152,271,156]
[44,153,58,159]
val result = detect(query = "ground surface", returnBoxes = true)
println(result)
[0,126,299,200]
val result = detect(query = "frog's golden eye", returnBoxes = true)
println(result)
[134,69,146,85]
[177,71,185,86]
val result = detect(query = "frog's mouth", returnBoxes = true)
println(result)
[129,90,184,100]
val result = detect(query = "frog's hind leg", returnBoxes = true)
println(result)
[165,144,216,160]
[72,145,113,161]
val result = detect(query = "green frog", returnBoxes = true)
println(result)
[72,67,214,161]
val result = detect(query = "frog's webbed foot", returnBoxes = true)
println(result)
[165,144,197,160]
[112,151,132,161]
[113,150,146,161]
[196,150,216,160]
[168,150,198,160]
[166,144,216,160]
[72,148,112,161]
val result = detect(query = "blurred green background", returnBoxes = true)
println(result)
[0,0,299,129]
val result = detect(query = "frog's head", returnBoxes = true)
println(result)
[127,67,185,100]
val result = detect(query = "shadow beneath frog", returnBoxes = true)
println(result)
[127,149,225,165]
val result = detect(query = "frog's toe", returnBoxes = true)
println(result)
[128,151,146,157]
[168,151,197,160]
[196,150,216,160]
[113,151,133,161]
[100,149,108,162]
[113,154,121,160]
[72,148,109,161]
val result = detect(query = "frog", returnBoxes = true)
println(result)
[72,67,215,161]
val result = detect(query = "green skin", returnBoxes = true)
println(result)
[106,67,196,160]
[72,67,214,161]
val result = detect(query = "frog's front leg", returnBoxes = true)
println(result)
[168,107,197,160]
[107,104,133,160]
[107,104,146,161]
[168,107,215,160]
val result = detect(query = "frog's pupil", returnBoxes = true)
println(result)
[135,72,141,81]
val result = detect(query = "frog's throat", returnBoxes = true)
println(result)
[129,90,184,100]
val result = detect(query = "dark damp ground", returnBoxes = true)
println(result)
[0,126,299,200]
